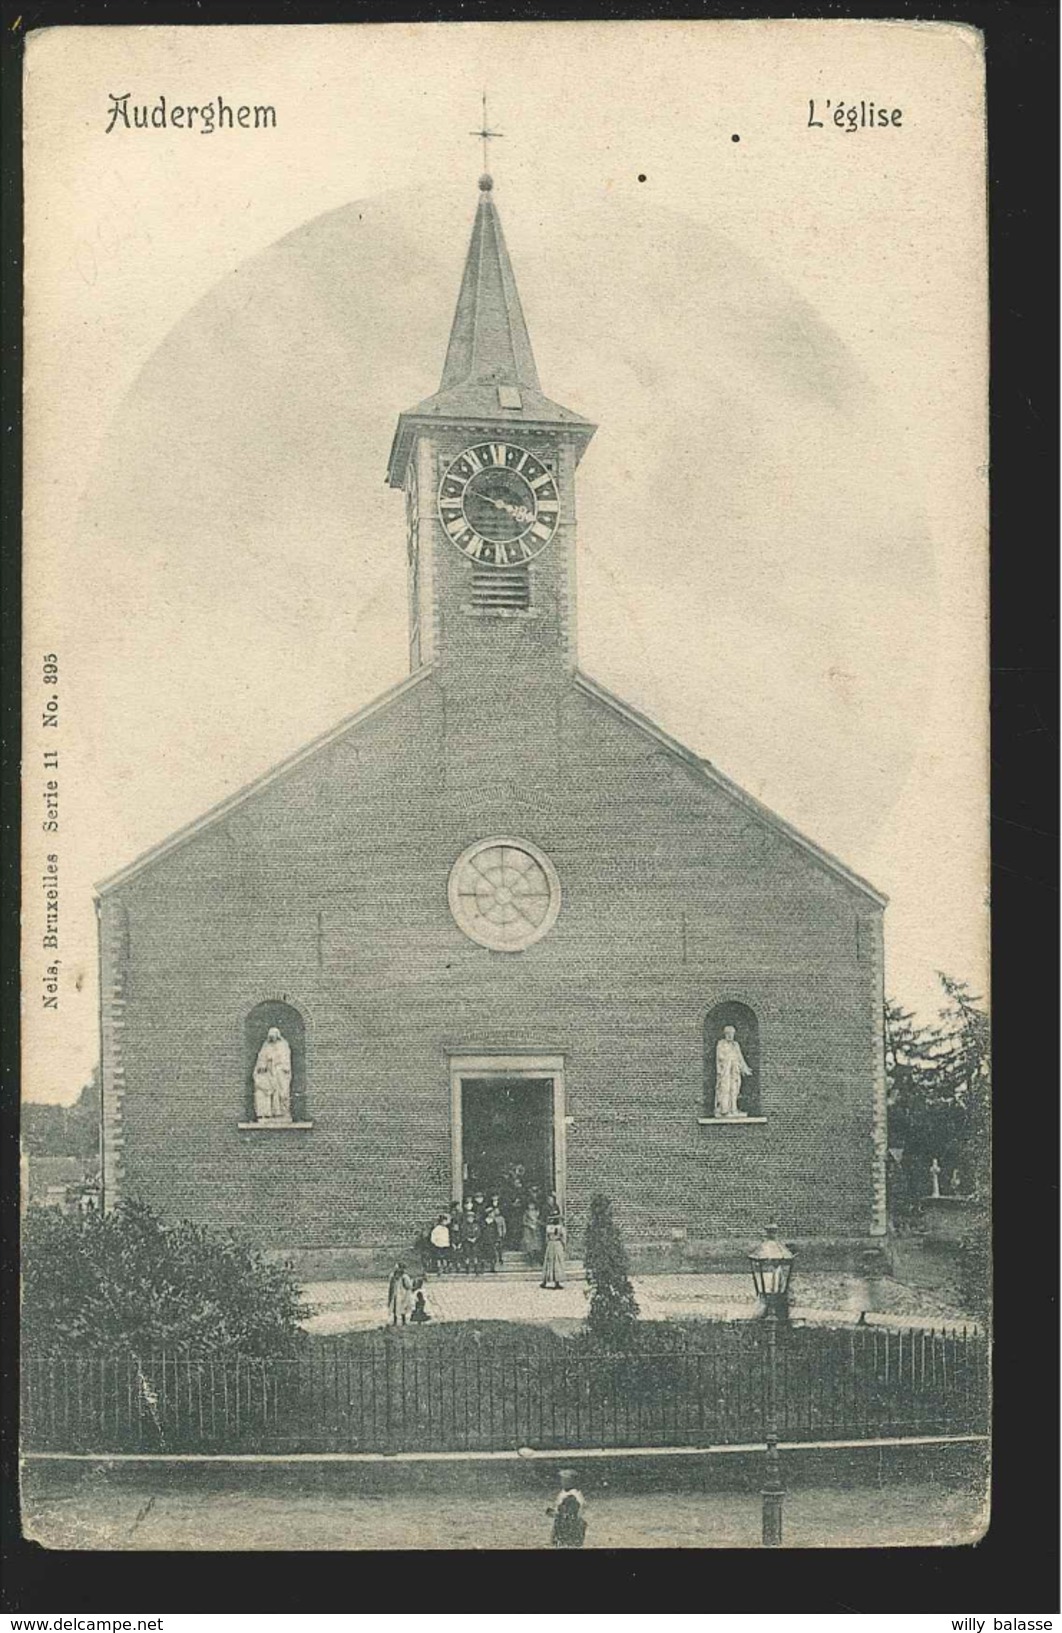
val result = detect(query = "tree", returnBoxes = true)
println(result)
[583,1194,640,1350]
[885,975,990,1212]
[64,1070,103,1159]
[22,1199,309,1356]
[22,1071,100,1159]
[884,998,938,1129]
[934,974,990,1200]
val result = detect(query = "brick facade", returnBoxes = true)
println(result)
[97,177,887,1255]
[99,666,886,1251]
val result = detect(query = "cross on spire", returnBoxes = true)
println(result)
[470,91,503,176]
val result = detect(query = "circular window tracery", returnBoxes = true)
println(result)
[448,838,562,952]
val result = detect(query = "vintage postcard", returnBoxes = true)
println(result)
[20,19,989,1553]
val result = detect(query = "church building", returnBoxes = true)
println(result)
[96,173,888,1267]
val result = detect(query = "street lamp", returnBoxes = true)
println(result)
[749,1224,795,1548]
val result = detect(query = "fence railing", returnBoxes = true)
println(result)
[22,1324,988,1456]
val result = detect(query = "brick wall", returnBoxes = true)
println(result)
[414,427,580,687]
[103,668,885,1251]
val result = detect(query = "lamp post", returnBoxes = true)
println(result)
[749,1223,795,1548]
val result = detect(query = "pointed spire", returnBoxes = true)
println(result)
[388,175,595,487]
[438,175,542,395]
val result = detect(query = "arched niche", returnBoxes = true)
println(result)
[244,1000,306,1123]
[704,1001,761,1118]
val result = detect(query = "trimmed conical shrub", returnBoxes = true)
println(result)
[583,1194,640,1349]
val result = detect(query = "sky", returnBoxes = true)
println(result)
[22,20,988,1102]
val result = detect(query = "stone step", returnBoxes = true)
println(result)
[499,1250,576,1264]
[429,1262,586,1284]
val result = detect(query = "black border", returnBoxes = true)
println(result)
[2,0,1058,1615]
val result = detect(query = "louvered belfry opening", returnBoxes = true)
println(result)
[471,565,531,612]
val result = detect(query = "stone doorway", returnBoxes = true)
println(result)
[448,1054,567,1219]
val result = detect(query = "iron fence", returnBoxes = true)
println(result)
[22,1324,987,1456]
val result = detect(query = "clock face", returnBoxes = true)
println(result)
[448,838,562,952]
[438,442,560,566]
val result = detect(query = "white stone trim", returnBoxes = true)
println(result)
[697,1117,768,1127]
[416,436,438,666]
[868,913,888,1236]
[447,837,562,952]
[98,897,128,1212]
[237,1121,314,1132]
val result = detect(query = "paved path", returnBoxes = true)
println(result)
[22,1475,986,1550]
[303,1271,976,1336]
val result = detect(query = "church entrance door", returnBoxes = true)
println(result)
[448,1055,567,1218]
[461,1078,553,1203]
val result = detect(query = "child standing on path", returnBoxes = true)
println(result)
[547,1468,587,1548]
[387,1262,414,1326]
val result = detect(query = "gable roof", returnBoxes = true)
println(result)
[97,662,885,910]
[573,670,888,908]
[95,668,434,897]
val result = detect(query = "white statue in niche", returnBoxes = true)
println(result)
[253,1026,293,1122]
[714,1025,752,1118]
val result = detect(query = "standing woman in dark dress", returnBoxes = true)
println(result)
[463,1208,483,1275]
[449,1208,466,1274]
[481,1204,500,1271]
[490,1194,507,1265]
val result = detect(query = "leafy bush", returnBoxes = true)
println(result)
[582,1194,640,1350]
[22,1199,309,1356]
[956,1230,991,1324]
[309,1320,574,1354]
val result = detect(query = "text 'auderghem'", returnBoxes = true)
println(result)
[105,94,277,134]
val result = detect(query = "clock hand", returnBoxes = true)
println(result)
[476,492,536,523]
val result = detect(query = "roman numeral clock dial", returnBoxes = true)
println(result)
[437,442,560,566]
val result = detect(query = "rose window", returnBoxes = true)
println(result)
[448,838,562,952]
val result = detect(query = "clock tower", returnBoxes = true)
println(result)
[387,174,596,689]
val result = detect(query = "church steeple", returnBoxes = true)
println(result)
[387,169,596,683]
[438,174,542,397]
[387,177,594,488]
